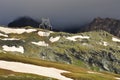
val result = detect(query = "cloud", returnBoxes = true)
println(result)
[0,0,120,29]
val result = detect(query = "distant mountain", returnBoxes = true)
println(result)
[84,17,120,37]
[8,17,52,30]
[8,16,40,28]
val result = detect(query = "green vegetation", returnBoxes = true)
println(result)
[0,27,120,79]
[0,53,120,80]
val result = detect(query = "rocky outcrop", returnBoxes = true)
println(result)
[70,48,120,73]
[39,18,52,30]
[85,17,120,37]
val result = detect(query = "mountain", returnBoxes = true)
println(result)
[0,26,120,75]
[8,16,40,28]
[8,17,53,30]
[84,17,120,37]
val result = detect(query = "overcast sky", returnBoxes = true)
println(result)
[0,0,120,29]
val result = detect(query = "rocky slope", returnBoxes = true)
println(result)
[85,17,120,37]
[0,26,120,74]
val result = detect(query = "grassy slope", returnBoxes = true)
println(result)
[0,53,120,80]
[0,27,120,79]
[0,69,56,80]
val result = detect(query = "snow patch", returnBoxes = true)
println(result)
[1,38,20,40]
[87,71,96,74]
[99,41,108,46]
[82,43,88,46]
[87,71,101,74]
[112,37,120,42]
[0,27,37,34]
[38,31,50,36]
[31,41,49,47]
[103,42,108,46]
[115,77,120,80]
[2,45,24,53]
[0,60,72,80]
[25,29,37,33]
[49,36,60,43]
[66,35,90,41]
[0,33,8,37]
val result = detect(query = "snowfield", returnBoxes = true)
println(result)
[0,27,37,34]
[0,33,8,37]
[66,35,90,41]
[31,41,49,47]
[49,36,60,43]
[2,45,24,53]
[112,37,120,42]
[0,38,20,40]
[38,31,50,36]
[0,60,72,80]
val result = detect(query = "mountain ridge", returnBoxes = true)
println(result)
[0,26,120,74]
[84,17,120,38]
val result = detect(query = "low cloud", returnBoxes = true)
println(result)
[0,0,120,29]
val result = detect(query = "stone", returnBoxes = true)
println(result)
[39,18,52,30]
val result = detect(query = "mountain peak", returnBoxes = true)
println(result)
[85,17,120,37]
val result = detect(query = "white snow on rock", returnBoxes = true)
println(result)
[2,45,24,53]
[103,41,108,46]
[0,27,37,34]
[87,71,96,74]
[38,31,50,37]
[112,37,120,42]
[0,38,20,40]
[66,35,90,41]
[115,77,120,80]
[0,60,72,80]
[99,41,108,46]
[25,29,37,33]
[87,71,101,74]
[31,41,49,47]
[99,41,109,46]
[49,36,60,43]
[82,43,88,46]
[0,33,8,37]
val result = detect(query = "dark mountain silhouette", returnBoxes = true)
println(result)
[84,17,120,37]
[8,16,40,28]
[8,16,53,30]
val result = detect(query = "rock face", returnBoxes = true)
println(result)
[8,16,40,28]
[39,18,52,30]
[85,17,120,37]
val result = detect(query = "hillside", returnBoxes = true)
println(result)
[0,53,120,80]
[0,26,120,75]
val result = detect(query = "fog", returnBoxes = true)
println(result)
[0,0,120,29]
